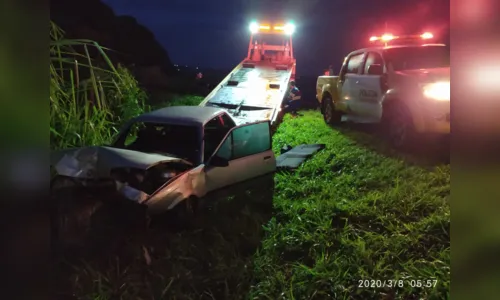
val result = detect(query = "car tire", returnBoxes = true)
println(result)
[380,102,416,149]
[318,97,324,114]
[50,176,99,255]
[173,196,200,229]
[322,95,342,125]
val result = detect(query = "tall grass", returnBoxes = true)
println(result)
[49,21,148,150]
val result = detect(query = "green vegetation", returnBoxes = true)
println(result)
[252,114,450,299]
[49,22,204,150]
[50,22,149,150]
[54,110,450,299]
[49,22,449,300]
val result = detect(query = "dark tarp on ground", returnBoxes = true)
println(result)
[276,144,325,170]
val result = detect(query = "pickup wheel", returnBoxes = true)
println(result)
[380,102,416,149]
[322,95,342,125]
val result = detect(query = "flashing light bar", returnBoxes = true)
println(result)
[249,21,295,35]
[369,32,434,43]
[420,32,434,39]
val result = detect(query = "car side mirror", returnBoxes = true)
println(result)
[209,155,229,167]
[368,64,383,75]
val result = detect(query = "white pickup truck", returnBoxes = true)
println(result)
[316,43,450,148]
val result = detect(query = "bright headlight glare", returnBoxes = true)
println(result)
[422,81,450,101]
[284,23,295,35]
[249,22,259,33]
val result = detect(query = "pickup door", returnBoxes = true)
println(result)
[354,51,386,121]
[338,52,366,114]
[204,120,276,193]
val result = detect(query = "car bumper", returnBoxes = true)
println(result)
[425,112,450,134]
[416,98,450,134]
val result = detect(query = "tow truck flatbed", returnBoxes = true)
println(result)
[199,60,294,125]
[199,21,297,127]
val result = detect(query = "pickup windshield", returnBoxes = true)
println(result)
[113,122,200,164]
[383,46,450,71]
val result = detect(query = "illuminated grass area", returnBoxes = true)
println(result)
[54,110,450,300]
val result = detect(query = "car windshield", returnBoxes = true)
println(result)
[113,121,200,163]
[383,46,450,71]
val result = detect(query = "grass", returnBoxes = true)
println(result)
[49,19,449,300]
[154,93,205,108]
[49,21,205,151]
[53,109,450,300]
[50,21,148,150]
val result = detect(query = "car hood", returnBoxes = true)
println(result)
[50,146,192,179]
[394,67,450,84]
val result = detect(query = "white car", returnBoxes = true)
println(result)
[317,42,450,147]
[51,106,276,215]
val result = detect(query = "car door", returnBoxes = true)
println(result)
[337,52,366,114]
[202,113,236,163]
[203,120,276,193]
[355,51,386,121]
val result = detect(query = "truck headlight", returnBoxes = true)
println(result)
[422,81,450,101]
[284,23,296,35]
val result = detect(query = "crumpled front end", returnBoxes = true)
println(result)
[50,146,194,204]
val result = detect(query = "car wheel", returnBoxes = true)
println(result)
[50,176,99,254]
[173,196,200,229]
[323,95,342,125]
[318,97,324,113]
[381,102,416,149]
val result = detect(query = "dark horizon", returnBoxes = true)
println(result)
[101,0,450,76]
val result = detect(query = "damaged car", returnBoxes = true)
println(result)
[50,106,276,243]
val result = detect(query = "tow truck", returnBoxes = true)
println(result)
[199,21,297,130]
[316,32,450,148]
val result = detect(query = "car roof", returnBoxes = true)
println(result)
[349,43,447,55]
[133,105,225,126]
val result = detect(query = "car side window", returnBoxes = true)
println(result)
[346,53,365,74]
[216,134,232,160]
[363,52,384,75]
[214,122,271,160]
[204,115,230,162]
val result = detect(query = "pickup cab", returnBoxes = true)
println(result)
[316,44,450,148]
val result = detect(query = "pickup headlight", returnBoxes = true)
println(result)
[422,81,450,101]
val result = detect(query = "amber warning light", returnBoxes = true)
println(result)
[249,21,295,35]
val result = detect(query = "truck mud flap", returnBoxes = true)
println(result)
[242,63,255,68]
[276,144,326,171]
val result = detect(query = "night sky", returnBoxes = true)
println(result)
[102,0,450,76]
